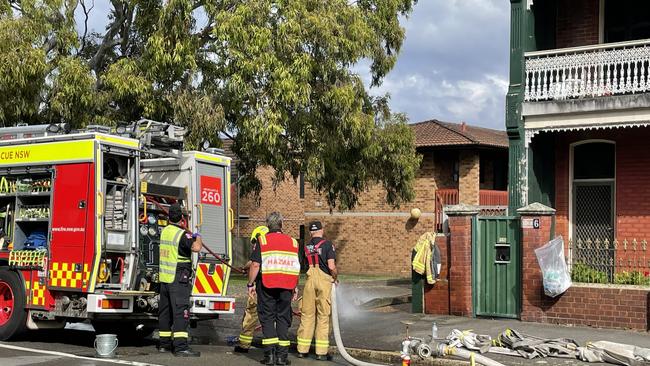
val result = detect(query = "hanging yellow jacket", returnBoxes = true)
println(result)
[412,232,436,284]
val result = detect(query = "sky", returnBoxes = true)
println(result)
[357,0,511,130]
[79,0,510,130]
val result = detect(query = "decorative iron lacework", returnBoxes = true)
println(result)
[525,41,650,102]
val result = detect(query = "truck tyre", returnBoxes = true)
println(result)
[0,269,27,340]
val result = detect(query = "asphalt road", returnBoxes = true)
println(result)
[0,326,349,366]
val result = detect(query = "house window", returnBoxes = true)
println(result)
[571,141,616,281]
[573,143,615,180]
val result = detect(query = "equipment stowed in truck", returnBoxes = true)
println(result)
[0,121,235,340]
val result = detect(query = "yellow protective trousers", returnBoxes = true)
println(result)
[239,295,259,349]
[296,267,333,355]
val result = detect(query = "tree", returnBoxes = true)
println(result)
[0,0,420,209]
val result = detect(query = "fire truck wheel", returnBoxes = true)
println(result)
[0,269,27,340]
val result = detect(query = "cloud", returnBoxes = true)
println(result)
[77,1,510,130]
[358,0,510,130]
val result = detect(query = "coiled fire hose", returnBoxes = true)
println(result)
[432,343,506,366]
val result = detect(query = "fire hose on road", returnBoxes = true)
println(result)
[331,283,388,366]
[331,283,506,366]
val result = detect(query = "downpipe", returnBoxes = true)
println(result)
[331,284,388,366]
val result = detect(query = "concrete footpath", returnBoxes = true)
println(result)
[199,277,650,365]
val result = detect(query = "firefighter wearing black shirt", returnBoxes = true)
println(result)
[296,221,338,361]
[247,212,300,365]
[158,203,202,357]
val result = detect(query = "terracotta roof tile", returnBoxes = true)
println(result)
[410,119,508,149]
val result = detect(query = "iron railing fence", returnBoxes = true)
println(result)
[569,238,650,286]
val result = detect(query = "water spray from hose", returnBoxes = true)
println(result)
[331,283,507,366]
[331,283,388,366]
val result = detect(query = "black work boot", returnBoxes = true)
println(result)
[315,354,333,361]
[260,350,275,365]
[275,355,291,365]
[233,345,249,353]
[174,348,201,357]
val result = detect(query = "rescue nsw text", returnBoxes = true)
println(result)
[0,150,30,160]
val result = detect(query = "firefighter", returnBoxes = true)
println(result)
[158,203,202,357]
[296,221,338,361]
[247,212,300,365]
[234,225,269,353]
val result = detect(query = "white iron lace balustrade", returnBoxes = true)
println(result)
[524,39,650,101]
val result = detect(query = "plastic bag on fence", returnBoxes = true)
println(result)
[534,236,571,297]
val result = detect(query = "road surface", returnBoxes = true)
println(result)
[0,325,348,366]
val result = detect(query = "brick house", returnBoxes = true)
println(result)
[227,120,508,276]
[429,0,650,329]
[507,0,650,275]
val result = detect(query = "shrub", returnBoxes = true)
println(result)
[614,271,650,286]
[571,262,608,284]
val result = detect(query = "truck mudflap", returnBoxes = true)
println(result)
[190,295,235,315]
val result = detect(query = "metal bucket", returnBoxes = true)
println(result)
[94,334,119,358]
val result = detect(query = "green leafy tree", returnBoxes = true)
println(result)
[0,0,420,209]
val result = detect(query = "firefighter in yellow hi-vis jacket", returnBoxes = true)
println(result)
[234,225,269,353]
[296,221,338,361]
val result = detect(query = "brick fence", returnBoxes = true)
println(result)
[531,284,650,330]
[424,202,650,331]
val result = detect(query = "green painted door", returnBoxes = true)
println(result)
[473,216,520,318]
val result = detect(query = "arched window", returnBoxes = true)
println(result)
[571,141,615,280]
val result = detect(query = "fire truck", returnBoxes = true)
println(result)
[0,121,235,340]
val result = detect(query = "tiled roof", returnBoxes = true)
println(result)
[410,119,508,149]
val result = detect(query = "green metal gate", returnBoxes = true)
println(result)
[473,216,521,318]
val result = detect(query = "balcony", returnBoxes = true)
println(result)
[524,39,650,102]
[434,189,508,232]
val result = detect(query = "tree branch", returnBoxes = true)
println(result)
[79,0,95,54]
[119,4,134,56]
[88,0,126,72]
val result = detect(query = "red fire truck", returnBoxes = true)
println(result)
[0,121,235,340]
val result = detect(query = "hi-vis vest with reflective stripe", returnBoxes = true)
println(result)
[260,232,300,289]
[159,225,192,284]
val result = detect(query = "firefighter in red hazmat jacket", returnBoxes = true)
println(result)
[247,212,300,365]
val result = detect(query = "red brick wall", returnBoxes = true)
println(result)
[553,128,650,269]
[303,152,437,275]
[309,215,436,275]
[233,166,305,239]
[447,215,473,317]
[520,210,649,331]
[520,214,554,322]
[534,285,649,331]
[424,235,450,314]
[556,0,600,48]
[304,152,436,213]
